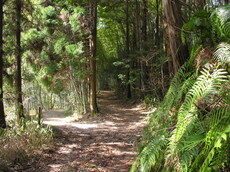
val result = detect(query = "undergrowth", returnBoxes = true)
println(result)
[0,120,53,167]
[131,5,230,172]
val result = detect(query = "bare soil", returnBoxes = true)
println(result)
[24,91,148,172]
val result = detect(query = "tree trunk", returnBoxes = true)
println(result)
[0,1,6,128]
[224,0,229,4]
[142,0,148,47]
[135,0,141,51]
[89,0,98,114]
[141,0,149,92]
[126,0,131,99]
[195,0,205,10]
[162,0,189,75]
[135,0,142,93]
[155,0,160,46]
[16,0,24,120]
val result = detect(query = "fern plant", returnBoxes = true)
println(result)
[131,63,198,172]
[166,65,228,171]
[191,106,230,171]
[211,5,230,41]
[214,42,230,63]
[131,5,230,172]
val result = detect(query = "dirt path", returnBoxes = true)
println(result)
[27,91,148,172]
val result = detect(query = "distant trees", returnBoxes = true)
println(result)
[0,0,94,125]
[97,0,166,97]
[97,0,229,99]
[0,0,227,126]
[20,0,101,115]
[22,2,89,114]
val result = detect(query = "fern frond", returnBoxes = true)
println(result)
[180,147,200,172]
[133,64,198,172]
[211,5,230,39]
[161,63,193,110]
[167,66,227,170]
[133,5,230,172]
[188,40,202,67]
[131,135,167,172]
[191,106,230,171]
[213,42,230,63]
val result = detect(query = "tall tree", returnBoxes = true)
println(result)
[0,0,6,128]
[16,0,24,120]
[89,0,98,114]
[142,0,148,46]
[141,0,149,92]
[155,0,160,46]
[162,0,189,75]
[126,0,131,98]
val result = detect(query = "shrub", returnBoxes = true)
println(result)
[0,120,53,166]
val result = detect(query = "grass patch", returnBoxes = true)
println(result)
[0,120,53,167]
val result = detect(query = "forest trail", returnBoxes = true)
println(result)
[26,91,148,172]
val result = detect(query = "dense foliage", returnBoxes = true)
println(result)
[0,0,229,170]
[131,5,230,172]
[0,120,53,166]
[22,2,89,114]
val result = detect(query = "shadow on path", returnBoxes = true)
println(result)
[25,91,148,172]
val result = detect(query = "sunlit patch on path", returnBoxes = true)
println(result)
[26,91,149,172]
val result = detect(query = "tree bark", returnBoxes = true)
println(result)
[126,0,131,99]
[89,0,98,114]
[142,0,148,46]
[0,1,6,128]
[224,0,229,4]
[135,0,141,51]
[141,0,149,92]
[162,0,189,75]
[16,0,24,120]
[135,0,143,93]
[142,0,148,47]
[155,0,160,46]
[190,0,205,10]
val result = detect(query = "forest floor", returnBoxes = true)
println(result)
[24,91,149,172]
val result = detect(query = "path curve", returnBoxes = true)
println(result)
[27,91,148,172]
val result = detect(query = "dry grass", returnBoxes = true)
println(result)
[0,120,53,166]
